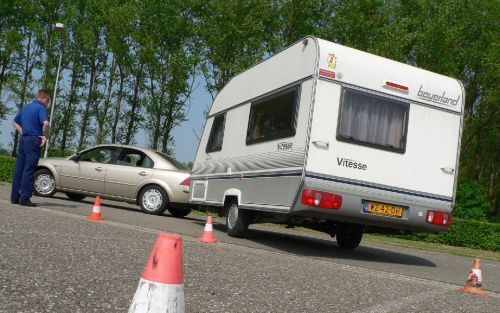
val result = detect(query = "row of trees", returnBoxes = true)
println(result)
[0,0,498,215]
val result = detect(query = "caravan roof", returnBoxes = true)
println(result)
[209,37,463,116]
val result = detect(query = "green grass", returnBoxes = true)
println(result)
[363,234,500,261]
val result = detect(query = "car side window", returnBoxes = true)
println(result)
[114,149,154,168]
[139,156,154,168]
[116,149,148,167]
[79,147,118,164]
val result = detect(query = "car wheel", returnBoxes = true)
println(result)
[65,192,86,201]
[168,207,192,218]
[335,224,363,249]
[34,169,56,197]
[139,185,168,215]
[225,200,249,238]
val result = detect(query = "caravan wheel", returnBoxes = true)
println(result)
[225,201,249,238]
[335,224,363,249]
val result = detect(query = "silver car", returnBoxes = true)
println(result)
[34,144,191,217]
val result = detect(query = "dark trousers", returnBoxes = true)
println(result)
[11,136,41,203]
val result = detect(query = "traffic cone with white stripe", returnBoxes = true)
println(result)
[458,258,487,296]
[129,233,185,313]
[86,196,104,221]
[197,216,218,243]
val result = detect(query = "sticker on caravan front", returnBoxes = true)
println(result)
[327,53,336,69]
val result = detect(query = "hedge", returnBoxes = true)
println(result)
[0,151,72,183]
[0,156,15,183]
[390,219,500,252]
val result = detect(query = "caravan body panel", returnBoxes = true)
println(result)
[297,40,463,231]
[191,39,319,211]
[190,36,464,234]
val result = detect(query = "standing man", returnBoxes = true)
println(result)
[10,89,51,207]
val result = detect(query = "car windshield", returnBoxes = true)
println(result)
[156,152,189,170]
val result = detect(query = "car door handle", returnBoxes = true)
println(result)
[138,171,148,176]
[95,167,103,172]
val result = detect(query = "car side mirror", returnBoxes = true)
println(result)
[71,152,81,162]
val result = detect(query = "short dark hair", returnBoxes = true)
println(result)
[36,89,51,100]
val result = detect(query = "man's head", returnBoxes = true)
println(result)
[36,89,51,106]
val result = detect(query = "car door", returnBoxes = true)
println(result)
[59,146,119,194]
[104,148,154,199]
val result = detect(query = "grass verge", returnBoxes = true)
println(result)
[363,234,500,262]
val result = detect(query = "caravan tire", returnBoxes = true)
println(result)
[335,224,363,250]
[225,201,249,238]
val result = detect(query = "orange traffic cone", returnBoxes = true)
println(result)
[86,196,104,221]
[129,233,185,313]
[458,258,487,296]
[197,216,218,243]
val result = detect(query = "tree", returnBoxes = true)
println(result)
[192,0,276,98]
[0,0,24,125]
[139,0,197,153]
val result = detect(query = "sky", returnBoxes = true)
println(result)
[0,77,211,164]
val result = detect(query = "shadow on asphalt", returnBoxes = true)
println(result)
[33,193,435,268]
[47,195,204,223]
[202,221,436,267]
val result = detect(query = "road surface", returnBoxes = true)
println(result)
[0,182,498,312]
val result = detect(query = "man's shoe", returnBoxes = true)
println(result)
[19,201,37,207]
[11,201,19,204]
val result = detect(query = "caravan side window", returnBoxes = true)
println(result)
[337,88,409,153]
[206,113,226,152]
[246,86,299,144]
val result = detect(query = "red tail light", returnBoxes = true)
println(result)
[426,210,452,226]
[180,177,191,186]
[301,189,342,209]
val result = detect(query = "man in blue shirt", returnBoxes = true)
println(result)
[11,89,51,206]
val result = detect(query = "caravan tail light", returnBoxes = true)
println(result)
[301,189,342,209]
[180,177,191,186]
[426,210,452,226]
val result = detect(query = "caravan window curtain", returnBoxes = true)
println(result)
[337,88,409,153]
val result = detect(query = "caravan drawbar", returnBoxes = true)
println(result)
[189,37,464,249]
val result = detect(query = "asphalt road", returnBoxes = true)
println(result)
[0,182,499,313]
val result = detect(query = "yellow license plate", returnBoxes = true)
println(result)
[364,201,403,218]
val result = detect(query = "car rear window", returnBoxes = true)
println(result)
[157,152,189,170]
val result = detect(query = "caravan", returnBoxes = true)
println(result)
[189,37,464,249]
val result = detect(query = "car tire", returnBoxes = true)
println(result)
[65,192,86,201]
[335,224,363,249]
[225,200,249,238]
[34,169,56,197]
[139,185,169,215]
[168,207,192,218]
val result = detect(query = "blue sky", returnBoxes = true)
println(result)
[0,77,210,164]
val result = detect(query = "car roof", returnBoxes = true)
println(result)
[82,144,186,171]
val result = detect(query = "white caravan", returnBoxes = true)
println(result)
[189,37,464,249]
